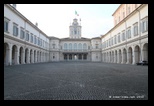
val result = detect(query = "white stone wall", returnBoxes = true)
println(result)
[101,4,148,64]
[4,4,50,65]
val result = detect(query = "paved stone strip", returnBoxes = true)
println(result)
[4,62,148,100]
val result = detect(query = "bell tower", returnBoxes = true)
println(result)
[69,18,81,39]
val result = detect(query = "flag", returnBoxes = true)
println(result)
[75,10,79,16]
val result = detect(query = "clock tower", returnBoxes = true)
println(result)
[69,18,81,39]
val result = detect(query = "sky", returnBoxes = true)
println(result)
[16,4,120,38]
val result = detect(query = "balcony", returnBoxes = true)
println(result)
[62,49,89,53]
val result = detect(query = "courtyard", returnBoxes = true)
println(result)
[4,62,148,100]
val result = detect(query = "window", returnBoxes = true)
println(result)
[72,31,73,35]
[31,33,33,43]
[74,28,77,35]
[34,36,37,44]
[52,43,55,49]
[42,40,44,47]
[69,43,72,50]
[123,12,125,19]
[119,16,120,22]
[142,17,148,33]
[64,43,67,50]
[4,18,9,33]
[106,40,108,47]
[128,6,130,14]
[74,43,77,50]
[115,20,117,25]
[135,4,137,8]
[78,43,82,50]
[38,38,40,45]
[122,31,125,41]
[26,32,29,41]
[118,33,120,43]
[104,41,106,48]
[40,39,42,46]
[133,23,138,36]
[83,43,87,50]
[13,23,18,36]
[109,39,110,46]
[111,37,113,45]
[20,28,25,39]
[96,44,98,49]
[114,35,117,44]
[127,27,131,39]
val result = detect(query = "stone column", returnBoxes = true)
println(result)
[114,52,116,63]
[5,47,10,65]
[8,45,12,65]
[117,51,119,63]
[121,51,124,64]
[72,54,73,60]
[7,45,12,65]
[132,48,136,65]
[126,50,129,64]
[31,51,34,63]
[15,47,19,65]
[35,52,37,63]
[67,54,69,61]
[27,49,30,64]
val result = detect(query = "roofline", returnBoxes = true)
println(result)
[112,4,122,16]
[5,4,49,38]
[103,4,146,39]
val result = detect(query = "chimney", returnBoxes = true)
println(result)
[12,4,16,9]
[35,22,38,27]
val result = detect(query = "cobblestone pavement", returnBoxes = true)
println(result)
[4,62,148,100]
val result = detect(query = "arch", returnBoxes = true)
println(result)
[119,49,122,63]
[69,54,72,60]
[128,47,133,64]
[123,48,127,64]
[69,43,72,50]
[4,43,9,65]
[78,43,82,50]
[83,43,87,50]
[142,43,148,61]
[134,45,141,63]
[78,54,82,60]
[19,46,24,64]
[64,54,67,60]
[64,43,67,50]
[12,45,18,65]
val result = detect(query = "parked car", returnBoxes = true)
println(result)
[136,61,148,65]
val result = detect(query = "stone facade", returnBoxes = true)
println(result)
[4,4,148,66]
[4,4,102,66]
[101,4,148,65]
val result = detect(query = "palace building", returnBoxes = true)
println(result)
[101,4,148,64]
[4,4,148,66]
[4,4,101,66]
